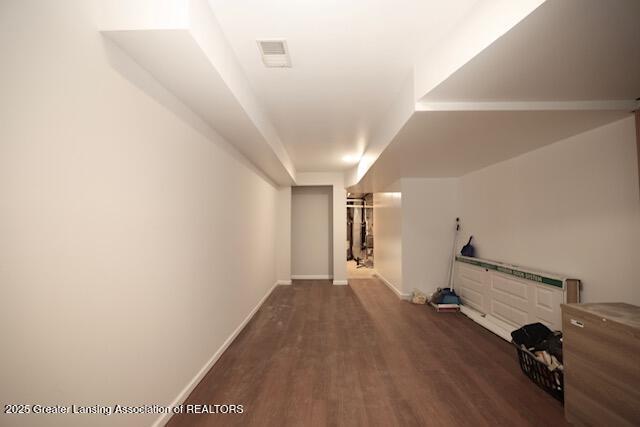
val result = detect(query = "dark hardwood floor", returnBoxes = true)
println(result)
[167,279,567,426]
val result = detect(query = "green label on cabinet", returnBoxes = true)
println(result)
[456,257,564,288]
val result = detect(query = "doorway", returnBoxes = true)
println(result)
[347,193,374,278]
[291,186,334,280]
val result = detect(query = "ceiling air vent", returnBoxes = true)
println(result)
[257,40,291,68]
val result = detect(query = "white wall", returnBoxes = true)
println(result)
[401,178,458,296]
[0,1,279,426]
[291,186,333,278]
[276,186,292,284]
[374,117,639,306]
[99,0,296,185]
[458,117,640,305]
[373,193,403,296]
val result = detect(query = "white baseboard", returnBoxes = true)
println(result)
[276,279,292,285]
[374,273,411,300]
[153,281,279,427]
[332,279,348,286]
[459,305,513,342]
[290,275,333,280]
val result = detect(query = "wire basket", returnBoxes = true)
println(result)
[512,341,564,403]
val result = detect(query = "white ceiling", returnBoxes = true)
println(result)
[208,0,478,172]
[423,0,640,102]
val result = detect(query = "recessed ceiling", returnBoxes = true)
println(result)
[103,0,639,188]
[208,0,479,172]
[348,0,640,192]
[423,0,640,102]
[350,110,630,192]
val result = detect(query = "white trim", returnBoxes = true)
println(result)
[152,281,279,427]
[291,275,333,280]
[276,279,292,285]
[459,305,514,342]
[332,279,348,286]
[415,99,638,112]
[374,273,411,300]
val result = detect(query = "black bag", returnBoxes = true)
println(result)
[533,333,563,363]
[511,323,552,349]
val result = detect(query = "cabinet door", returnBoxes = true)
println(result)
[455,263,488,313]
[489,272,529,327]
[533,284,563,330]
[563,312,640,426]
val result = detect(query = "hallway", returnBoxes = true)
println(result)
[2,2,639,425]
[168,279,566,426]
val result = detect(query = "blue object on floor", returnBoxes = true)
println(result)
[436,288,460,305]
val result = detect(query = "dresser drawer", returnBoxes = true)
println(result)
[563,311,640,387]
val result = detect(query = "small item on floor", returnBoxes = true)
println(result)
[411,289,427,304]
[428,287,460,312]
[430,303,460,312]
[429,287,461,305]
[429,288,442,304]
